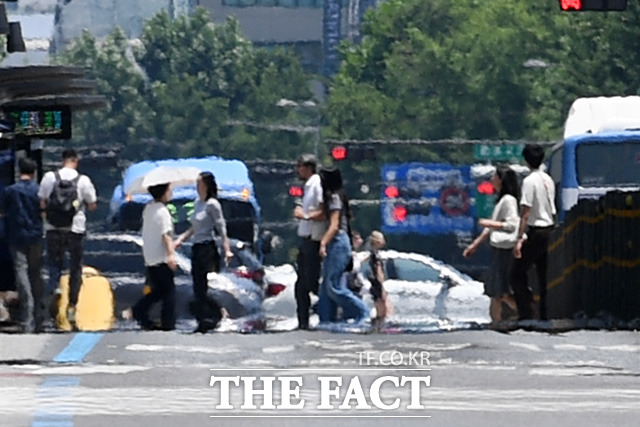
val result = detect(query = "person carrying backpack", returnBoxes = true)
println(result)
[39,148,97,328]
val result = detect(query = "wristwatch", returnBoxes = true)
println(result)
[303,213,310,220]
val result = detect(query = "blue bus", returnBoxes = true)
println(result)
[548,130,640,222]
[547,97,640,222]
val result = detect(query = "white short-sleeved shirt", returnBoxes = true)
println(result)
[520,169,556,227]
[38,167,98,234]
[488,194,520,249]
[297,173,327,240]
[141,201,174,266]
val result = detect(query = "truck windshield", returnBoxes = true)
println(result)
[576,141,640,187]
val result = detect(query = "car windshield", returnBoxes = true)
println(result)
[361,256,442,282]
[576,141,640,187]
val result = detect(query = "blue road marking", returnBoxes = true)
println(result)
[31,422,74,427]
[31,333,104,426]
[52,332,104,364]
[32,377,80,427]
[38,377,81,388]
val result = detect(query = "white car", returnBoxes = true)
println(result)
[357,250,489,328]
[263,250,490,332]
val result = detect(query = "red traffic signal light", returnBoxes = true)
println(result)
[560,0,583,10]
[331,146,347,161]
[476,181,495,195]
[331,145,377,161]
[559,0,626,11]
[289,185,303,197]
[392,205,407,222]
[384,185,400,198]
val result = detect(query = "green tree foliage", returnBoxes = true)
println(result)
[58,7,314,162]
[59,28,155,155]
[528,1,640,139]
[327,0,550,144]
[327,0,640,143]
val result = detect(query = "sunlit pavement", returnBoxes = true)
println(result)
[2,240,638,426]
[2,328,640,427]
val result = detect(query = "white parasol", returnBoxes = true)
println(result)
[125,166,202,194]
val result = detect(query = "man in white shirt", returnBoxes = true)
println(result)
[292,154,327,329]
[512,144,556,320]
[39,149,97,325]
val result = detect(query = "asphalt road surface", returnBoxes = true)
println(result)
[2,329,640,426]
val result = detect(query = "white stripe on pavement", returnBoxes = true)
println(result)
[3,386,640,415]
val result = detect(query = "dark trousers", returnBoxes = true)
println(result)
[46,230,84,306]
[133,263,176,330]
[295,238,322,329]
[511,226,553,320]
[10,242,44,333]
[191,242,222,327]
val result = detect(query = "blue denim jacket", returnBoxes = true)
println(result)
[1,179,43,246]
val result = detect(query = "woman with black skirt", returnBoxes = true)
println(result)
[463,166,520,324]
[175,172,233,333]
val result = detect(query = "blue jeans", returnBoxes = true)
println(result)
[10,243,44,333]
[318,232,369,322]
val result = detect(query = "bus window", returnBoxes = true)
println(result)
[576,141,640,187]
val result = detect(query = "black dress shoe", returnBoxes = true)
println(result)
[194,318,220,334]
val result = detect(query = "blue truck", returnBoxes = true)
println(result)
[108,156,263,253]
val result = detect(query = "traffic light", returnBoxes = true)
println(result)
[559,0,627,11]
[392,205,407,222]
[331,146,347,161]
[475,181,496,219]
[476,181,495,196]
[288,185,303,197]
[389,200,432,223]
[383,183,423,200]
[330,145,376,161]
[384,183,432,222]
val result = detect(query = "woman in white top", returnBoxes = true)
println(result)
[463,166,520,323]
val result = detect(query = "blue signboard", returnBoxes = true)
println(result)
[381,163,475,235]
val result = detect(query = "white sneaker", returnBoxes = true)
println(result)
[67,306,76,324]
[0,300,9,322]
[121,308,133,321]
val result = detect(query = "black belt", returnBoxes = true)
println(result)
[528,225,554,231]
[301,236,320,242]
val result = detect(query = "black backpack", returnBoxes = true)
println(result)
[46,171,81,227]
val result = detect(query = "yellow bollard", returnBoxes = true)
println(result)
[56,266,116,331]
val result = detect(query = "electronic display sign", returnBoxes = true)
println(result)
[4,106,72,139]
